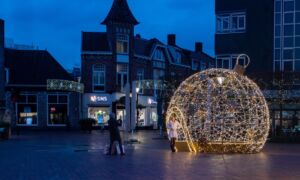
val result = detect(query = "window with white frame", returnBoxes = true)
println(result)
[117,63,128,91]
[216,55,246,69]
[93,64,106,92]
[48,94,68,126]
[116,34,129,54]
[274,0,300,72]
[216,12,246,34]
[16,94,38,126]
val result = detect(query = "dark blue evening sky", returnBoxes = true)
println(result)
[0,0,215,69]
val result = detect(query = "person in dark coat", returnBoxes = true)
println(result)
[108,113,125,155]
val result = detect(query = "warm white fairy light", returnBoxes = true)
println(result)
[166,68,270,153]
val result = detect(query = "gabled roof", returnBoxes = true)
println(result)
[134,38,163,57]
[4,49,72,85]
[101,0,139,25]
[82,32,111,52]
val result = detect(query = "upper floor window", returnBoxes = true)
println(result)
[116,34,129,54]
[93,64,105,92]
[117,64,128,92]
[200,62,207,71]
[216,13,246,34]
[175,51,181,63]
[153,49,165,61]
[216,55,246,69]
[192,60,199,70]
[136,69,144,94]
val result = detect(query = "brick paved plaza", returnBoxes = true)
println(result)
[0,131,300,180]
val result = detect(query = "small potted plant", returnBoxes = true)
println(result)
[79,118,97,133]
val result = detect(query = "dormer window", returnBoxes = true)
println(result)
[153,49,165,61]
[175,51,181,63]
[116,34,129,54]
[192,60,199,70]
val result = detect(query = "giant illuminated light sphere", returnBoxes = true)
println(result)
[166,68,270,153]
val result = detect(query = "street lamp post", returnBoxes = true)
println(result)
[136,87,140,130]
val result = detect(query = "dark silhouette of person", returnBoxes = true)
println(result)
[108,113,125,155]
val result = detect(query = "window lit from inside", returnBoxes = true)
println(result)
[17,95,38,126]
[48,95,68,126]
[116,34,129,54]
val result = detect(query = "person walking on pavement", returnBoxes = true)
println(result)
[167,116,180,152]
[107,113,125,156]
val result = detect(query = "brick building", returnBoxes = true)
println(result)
[81,0,214,129]
[0,19,80,129]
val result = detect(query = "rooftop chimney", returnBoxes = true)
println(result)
[168,34,176,46]
[195,42,203,52]
[135,34,141,39]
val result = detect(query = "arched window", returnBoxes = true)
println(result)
[93,64,106,92]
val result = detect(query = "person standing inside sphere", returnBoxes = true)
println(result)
[167,116,180,152]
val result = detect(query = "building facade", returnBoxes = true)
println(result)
[81,0,215,129]
[215,0,300,134]
[0,19,82,130]
[4,47,80,129]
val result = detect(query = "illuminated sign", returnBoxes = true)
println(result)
[90,96,108,103]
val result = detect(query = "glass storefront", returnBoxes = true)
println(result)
[273,110,300,128]
[17,94,38,126]
[48,95,68,126]
[137,108,146,126]
[88,107,109,124]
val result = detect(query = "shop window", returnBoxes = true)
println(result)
[116,109,126,128]
[137,109,146,127]
[16,94,38,126]
[48,95,68,126]
[88,107,109,124]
